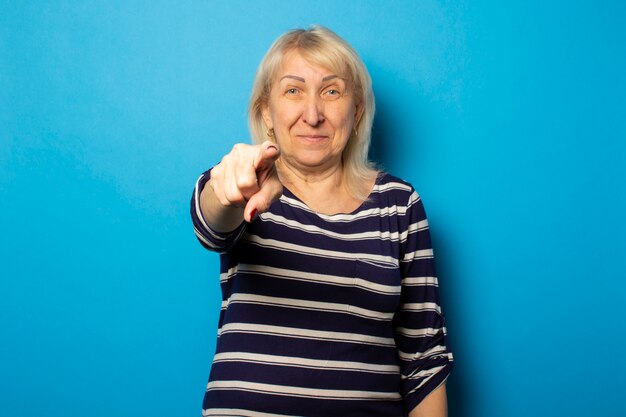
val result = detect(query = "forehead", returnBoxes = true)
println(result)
[275,50,343,82]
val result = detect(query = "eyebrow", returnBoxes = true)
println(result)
[279,75,339,82]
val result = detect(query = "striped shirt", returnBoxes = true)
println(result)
[191,171,453,417]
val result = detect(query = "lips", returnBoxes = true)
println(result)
[296,134,329,141]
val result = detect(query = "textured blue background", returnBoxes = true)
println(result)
[2,1,625,416]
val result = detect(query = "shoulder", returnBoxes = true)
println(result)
[376,172,415,189]
[374,172,420,205]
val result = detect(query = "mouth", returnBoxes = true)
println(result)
[296,134,329,142]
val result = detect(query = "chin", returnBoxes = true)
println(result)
[292,150,334,166]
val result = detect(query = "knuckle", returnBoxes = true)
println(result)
[211,161,225,177]
[223,185,245,206]
[236,174,257,189]
[219,154,232,167]
[231,143,249,155]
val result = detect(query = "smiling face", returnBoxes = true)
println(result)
[261,50,362,175]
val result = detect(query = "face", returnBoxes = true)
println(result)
[262,50,362,174]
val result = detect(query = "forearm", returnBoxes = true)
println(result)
[408,384,448,417]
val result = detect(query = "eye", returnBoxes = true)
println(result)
[286,88,299,95]
[323,88,343,100]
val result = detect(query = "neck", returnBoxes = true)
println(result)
[277,158,344,192]
[277,159,365,215]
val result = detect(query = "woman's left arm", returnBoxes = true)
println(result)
[408,384,448,417]
[394,188,453,413]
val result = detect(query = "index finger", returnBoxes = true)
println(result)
[253,141,280,172]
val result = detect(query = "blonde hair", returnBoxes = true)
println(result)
[248,25,377,199]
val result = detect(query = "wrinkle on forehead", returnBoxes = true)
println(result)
[279,49,350,83]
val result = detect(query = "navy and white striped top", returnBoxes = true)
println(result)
[191,170,453,417]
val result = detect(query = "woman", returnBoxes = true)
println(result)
[191,26,453,417]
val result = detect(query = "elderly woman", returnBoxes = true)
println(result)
[191,26,453,417]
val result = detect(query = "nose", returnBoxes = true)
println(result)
[302,95,324,126]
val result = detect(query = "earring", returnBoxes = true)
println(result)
[267,128,274,138]
[353,127,358,137]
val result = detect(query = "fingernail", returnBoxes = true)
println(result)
[268,145,278,151]
[250,209,258,221]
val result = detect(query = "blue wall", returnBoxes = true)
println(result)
[2,1,625,416]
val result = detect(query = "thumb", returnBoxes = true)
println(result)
[243,175,283,222]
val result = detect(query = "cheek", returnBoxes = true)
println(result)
[271,103,300,129]
[332,102,356,127]
[337,113,355,135]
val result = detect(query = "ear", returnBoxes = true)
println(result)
[261,103,273,130]
[354,102,365,125]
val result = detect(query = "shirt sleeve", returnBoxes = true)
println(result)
[394,189,454,411]
[190,169,246,253]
